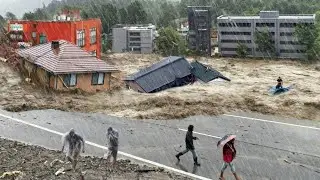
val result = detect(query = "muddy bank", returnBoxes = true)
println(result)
[0,54,320,121]
[0,138,189,180]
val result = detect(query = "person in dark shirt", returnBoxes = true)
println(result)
[175,125,200,166]
[219,139,240,180]
[276,77,283,89]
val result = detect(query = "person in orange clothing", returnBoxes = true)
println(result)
[219,139,240,180]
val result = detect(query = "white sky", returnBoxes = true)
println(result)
[0,0,53,18]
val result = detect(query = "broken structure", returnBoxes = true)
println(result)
[124,56,193,93]
[125,56,231,93]
[190,61,231,82]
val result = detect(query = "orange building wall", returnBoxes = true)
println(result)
[55,73,111,93]
[9,19,102,58]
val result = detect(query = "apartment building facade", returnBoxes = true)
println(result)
[217,11,315,59]
[112,24,156,54]
[8,18,102,58]
[187,6,212,56]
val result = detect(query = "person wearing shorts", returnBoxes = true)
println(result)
[219,139,240,180]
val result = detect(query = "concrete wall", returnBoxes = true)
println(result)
[217,14,315,59]
[112,27,154,54]
[112,28,127,53]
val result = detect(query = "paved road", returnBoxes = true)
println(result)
[0,109,319,180]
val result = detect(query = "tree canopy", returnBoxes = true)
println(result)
[5,12,17,20]
[156,27,187,56]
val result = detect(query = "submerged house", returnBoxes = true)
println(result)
[124,56,193,93]
[190,61,231,82]
[17,40,119,92]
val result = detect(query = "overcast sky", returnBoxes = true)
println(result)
[0,0,53,18]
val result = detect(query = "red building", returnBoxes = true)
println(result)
[8,19,102,58]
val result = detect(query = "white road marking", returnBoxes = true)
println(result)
[179,128,221,139]
[0,113,212,180]
[224,114,320,131]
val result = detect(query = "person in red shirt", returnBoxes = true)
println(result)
[219,139,240,180]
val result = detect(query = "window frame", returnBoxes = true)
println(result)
[63,74,77,87]
[39,33,47,44]
[32,32,37,39]
[91,72,105,85]
[76,29,85,47]
[90,27,97,44]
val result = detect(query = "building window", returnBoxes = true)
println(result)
[221,40,252,43]
[256,23,275,27]
[130,37,141,41]
[280,41,301,45]
[280,23,296,28]
[280,32,294,36]
[221,48,252,52]
[129,42,141,46]
[39,33,47,44]
[76,30,85,47]
[32,32,37,38]
[235,23,251,27]
[92,72,104,85]
[219,23,251,27]
[132,47,141,52]
[63,74,77,87]
[90,28,97,44]
[280,49,306,53]
[221,32,251,35]
[129,32,140,36]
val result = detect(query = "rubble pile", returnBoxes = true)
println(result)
[0,33,21,69]
[0,138,190,180]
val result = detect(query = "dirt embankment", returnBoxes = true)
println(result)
[0,138,189,180]
[0,53,320,121]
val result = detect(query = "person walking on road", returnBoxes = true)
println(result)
[61,128,85,170]
[219,138,240,180]
[105,127,119,165]
[175,125,201,166]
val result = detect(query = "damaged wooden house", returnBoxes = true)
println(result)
[124,56,231,93]
[124,56,194,93]
[17,40,119,92]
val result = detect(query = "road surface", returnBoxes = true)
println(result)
[0,109,319,180]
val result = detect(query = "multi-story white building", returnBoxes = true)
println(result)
[112,24,157,54]
[217,11,315,59]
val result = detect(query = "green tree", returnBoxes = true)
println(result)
[158,2,179,28]
[5,12,17,20]
[118,8,128,24]
[156,27,187,56]
[126,1,147,24]
[236,43,248,58]
[23,8,49,20]
[0,15,5,31]
[254,29,276,57]
[23,12,36,20]
[295,23,319,61]
[315,11,320,25]
[82,2,118,33]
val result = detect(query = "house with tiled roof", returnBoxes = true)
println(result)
[17,40,119,92]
